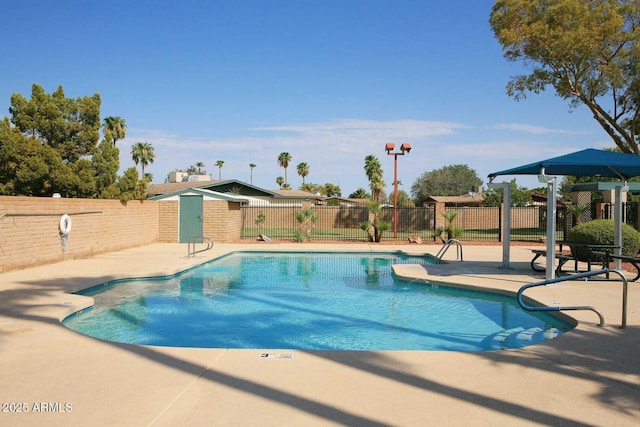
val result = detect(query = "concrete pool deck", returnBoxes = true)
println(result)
[1,242,639,426]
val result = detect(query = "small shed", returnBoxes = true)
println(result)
[149,188,248,243]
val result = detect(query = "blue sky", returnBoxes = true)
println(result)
[0,1,613,195]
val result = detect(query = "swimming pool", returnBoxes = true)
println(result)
[63,251,573,351]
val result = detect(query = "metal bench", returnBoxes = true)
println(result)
[591,251,640,282]
[530,249,576,275]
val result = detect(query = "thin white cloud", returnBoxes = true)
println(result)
[491,123,584,135]
[118,119,469,189]
[252,119,467,140]
[117,118,605,193]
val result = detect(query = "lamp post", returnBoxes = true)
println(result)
[385,142,411,238]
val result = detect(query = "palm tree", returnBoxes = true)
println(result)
[195,161,205,175]
[215,160,224,180]
[358,201,391,242]
[249,163,256,184]
[276,176,284,188]
[364,154,382,181]
[349,188,370,199]
[277,152,292,185]
[130,142,155,177]
[300,183,319,193]
[364,154,385,201]
[567,203,589,226]
[296,162,310,184]
[370,175,386,202]
[103,116,127,146]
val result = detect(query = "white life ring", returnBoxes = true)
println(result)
[59,214,72,235]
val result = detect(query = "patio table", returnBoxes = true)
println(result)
[557,240,619,273]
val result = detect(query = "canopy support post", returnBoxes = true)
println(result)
[538,171,557,280]
[614,183,628,270]
[487,181,511,269]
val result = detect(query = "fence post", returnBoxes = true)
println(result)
[434,202,446,229]
[498,204,502,242]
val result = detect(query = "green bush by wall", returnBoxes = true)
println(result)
[567,219,640,259]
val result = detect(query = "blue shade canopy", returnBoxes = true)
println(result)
[488,149,640,181]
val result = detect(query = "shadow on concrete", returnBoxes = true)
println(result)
[2,268,638,425]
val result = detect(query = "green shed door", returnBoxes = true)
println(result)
[179,195,203,243]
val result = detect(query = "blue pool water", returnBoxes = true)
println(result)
[63,252,573,351]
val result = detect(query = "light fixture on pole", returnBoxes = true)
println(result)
[385,142,411,238]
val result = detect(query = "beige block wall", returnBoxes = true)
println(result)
[159,201,179,242]
[0,196,159,272]
[204,201,242,242]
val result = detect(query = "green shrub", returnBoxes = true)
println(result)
[567,219,640,259]
[293,230,304,243]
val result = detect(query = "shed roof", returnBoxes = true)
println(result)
[148,188,249,202]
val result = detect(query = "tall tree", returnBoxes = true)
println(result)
[320,182,341,197]
[249,163,256,184]
[2,85,106,197]
[215,160,224,179]
[130,142,155,177]
[300,182,320,193]
[411,164,483,205]
[348,188,370,199]
[482,179,533,207]
[364,155,385,201]
[0,118,23,194]
[102,116,127,146]
[0,118,66,196]
[92,139,120,198]
[490,0,640,153]
[369,175,386,202]
[278,152,292,185]
[9,83,101,163]
[196,161,205,174]
[117,166,147,201]
[296,162,310,184]
[386,189,414,207]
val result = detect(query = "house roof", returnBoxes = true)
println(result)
[424,194,485,204]
[147,179,323,200]
[531,192,568,206]
[325,197,369,205]
[269,189,324,199]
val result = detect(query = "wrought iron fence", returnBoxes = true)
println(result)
[241,202,640,242]
[597,202,639,229]
[241,204,436,241]
[441,206,564,242]
[240,204,578,242]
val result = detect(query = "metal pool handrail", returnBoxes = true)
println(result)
[517,268,629,328]
[435,238,463,262]
[187,236,214,258]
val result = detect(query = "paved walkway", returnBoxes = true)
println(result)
[1,243,639,426]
